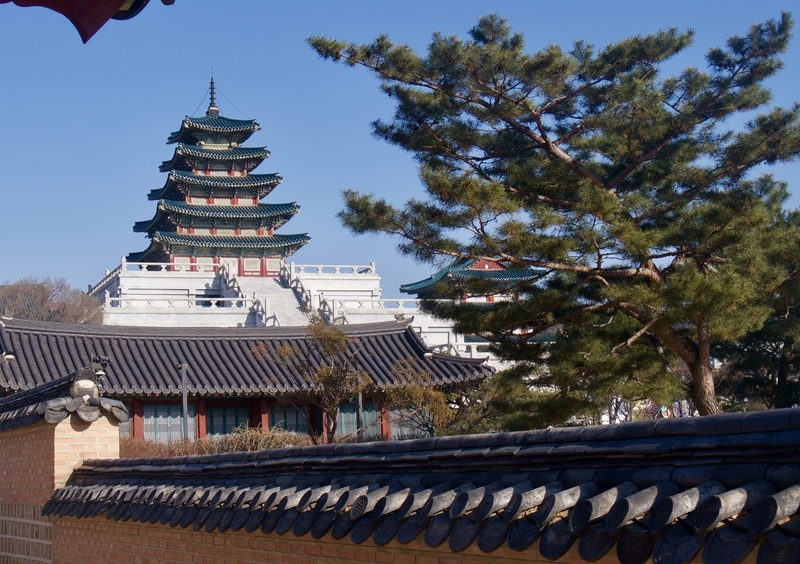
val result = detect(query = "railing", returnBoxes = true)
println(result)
[282,261,377,282]
[89,257,228,297]
[87,264,122,297]
[217,261,244,298]
[122,258,218,273]
[218,261,276,326]
[279,261,381,323]
[428,342,491,359]
[332,298,421,311]
[280,263,316,314]
[104,293,261,310]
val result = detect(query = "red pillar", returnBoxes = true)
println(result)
[196,399,207,439]
[132,400,143,439]
[259,398,270,432]
[379,406,391,441]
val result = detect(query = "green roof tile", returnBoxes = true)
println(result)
[147,171,282,200]
[168,114,260,144]
[154,232,310,249]
[400,259,543,294]
[132,201,300,233]
[159,145,270,172]
[161,200,299,218]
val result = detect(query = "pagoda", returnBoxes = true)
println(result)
[129,80,309,277]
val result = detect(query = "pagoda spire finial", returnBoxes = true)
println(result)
[207,75,219,116]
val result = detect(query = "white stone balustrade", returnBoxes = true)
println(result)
[283,261,377,281]
[105,293,260,310]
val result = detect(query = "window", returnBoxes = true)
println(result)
[206,406,250,436]
[268,405,308,434]
[142,403,196,443]
[338,401,379,439]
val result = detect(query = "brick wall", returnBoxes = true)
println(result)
[0,414,119,564]
[53,414,119,490]
[52,516,622,564]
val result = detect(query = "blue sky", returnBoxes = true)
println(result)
[1,1,798,297]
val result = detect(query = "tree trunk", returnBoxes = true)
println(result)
[656,319,722,416]
[325,406,339,444]
[775,338,794,409]
[690,362,722,415]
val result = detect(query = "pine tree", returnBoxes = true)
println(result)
[309,13,800,418]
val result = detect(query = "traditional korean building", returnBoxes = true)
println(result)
[129,79,309,278]
[85,85,504,367]
[0,317,491,442]
[400,258,542,301]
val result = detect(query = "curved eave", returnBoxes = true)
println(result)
[126,240,167,263]
[400,271,449,294]
[133,202,301,233]
[159,201,300,219]
[159,145,270,172]
[448,269,543,282]
[154,232,311,250]
[400,261,544,294]
[167,115,260,145]
[148,171,282,201]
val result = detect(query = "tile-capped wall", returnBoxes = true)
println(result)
[53,516,622,564]
[0,414,119,564]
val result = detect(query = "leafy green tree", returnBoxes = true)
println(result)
[310,13,800,418]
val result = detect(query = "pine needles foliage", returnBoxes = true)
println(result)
[310,13,800,422]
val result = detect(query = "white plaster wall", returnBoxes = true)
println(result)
[103,309,257,327]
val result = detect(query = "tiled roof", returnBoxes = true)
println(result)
[167,115,260,145]
[400,259,544,294]
[159,145,271,173]
[0,319,491,398]
[0,367,128,431]
[133,201,300,233]
[148,170,282,201]
[153,232,311,250]
[43,408,800,563]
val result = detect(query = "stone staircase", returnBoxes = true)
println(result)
[234,276,309,327]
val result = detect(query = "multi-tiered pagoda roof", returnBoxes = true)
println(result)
[128,80,309,269]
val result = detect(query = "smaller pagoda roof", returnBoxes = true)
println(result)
[127,232,311,262]
[400,258,544,295]
[159,145,271,172]
[154,232,310,249]
[133,201,301,233]
[148,170,282,201]
[167,114,260,145]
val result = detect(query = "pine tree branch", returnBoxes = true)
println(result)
[611,318,658,354]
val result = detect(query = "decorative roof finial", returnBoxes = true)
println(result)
[207,75,219,115]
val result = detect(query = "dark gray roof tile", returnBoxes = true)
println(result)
[671,465,721,488]
[0,318,490,397]
[654,416,700,436]
[42,405,800,561]
[578,424,619,442]
[615,419,659,439]
[742,408,795,434]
